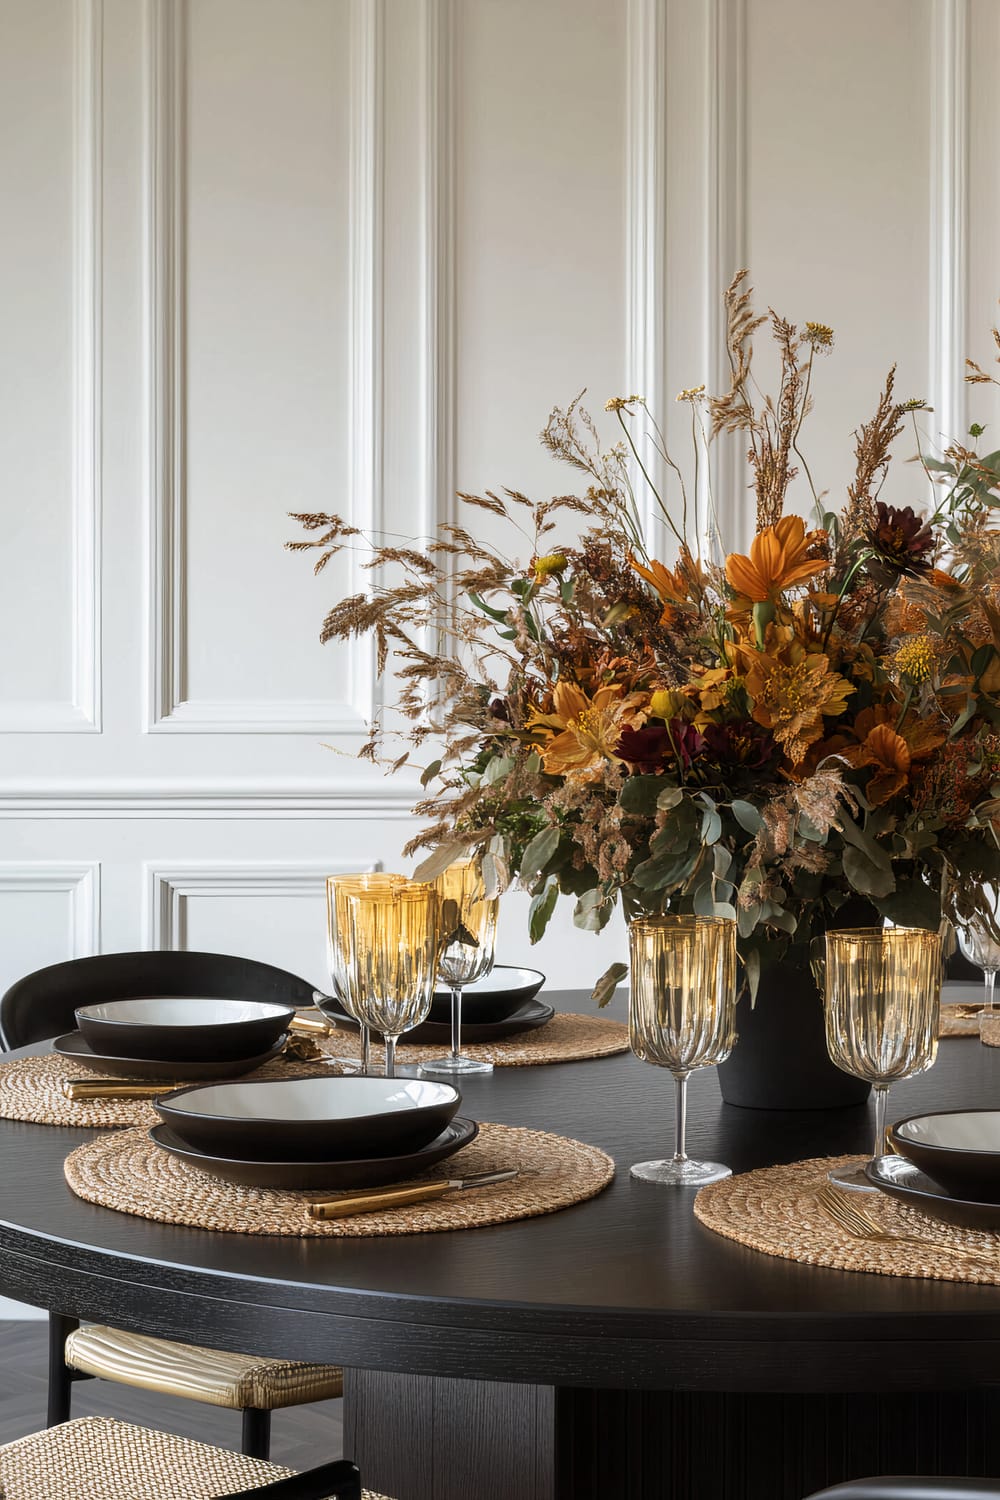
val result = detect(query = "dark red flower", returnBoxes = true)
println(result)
[617,721,705,773]
[700,719,778,772]
[866,502,933,578]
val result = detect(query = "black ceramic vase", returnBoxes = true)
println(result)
[716,955,872,1111]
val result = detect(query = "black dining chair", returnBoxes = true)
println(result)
[0,950,343,1461]
[0,1414,388,1499]
[804,1481,1000,1498]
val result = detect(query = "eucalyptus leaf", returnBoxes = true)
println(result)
[412,839,469,883]
[482,755,515,786]
[528,877,559,944]
[419,758,442,789]
[730,799,762,834]
[842,844,895,899]
[620,775,668,816]
[592,961,628,1009]
[744,947,761,1004]
[838,814,892,871]
[520,826,560,886]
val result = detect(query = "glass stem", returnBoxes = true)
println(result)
[450,985,463,1062]
[672,1071,690,1165]
[384,1035,396,1080]
[986,970,997,1013]
[361,1024,371,1077]
[872,1084,889,1161]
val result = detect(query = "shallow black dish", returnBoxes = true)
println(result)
[155,1075,462,1161]
[865,1153,1000,1232]
[428,966,546,1024]
[890,1109,1000,1201]
[149,1116,478,1190]
[75,997,296,1063]
[53,1031,288,1082]
[325,996,554,1046]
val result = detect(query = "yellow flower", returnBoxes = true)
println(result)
[604,395,643,413]
[725,516,829,610]
[803,321,834,349]
[532,553,568,580]
[527,682,642,780]
[676,385,706,402]
[732,631,854,766]
[890,634,939,684]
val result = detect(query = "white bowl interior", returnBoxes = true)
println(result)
[896,1112,1000,1153]
[167,1077,457,1122]
[436,966,543,996]
[76,998,291,1027]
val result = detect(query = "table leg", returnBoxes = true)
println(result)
[345,1375,1000,1500]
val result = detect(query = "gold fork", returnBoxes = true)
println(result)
[816,1183,998,1271]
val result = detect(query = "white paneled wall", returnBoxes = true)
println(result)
[2,0,999,1016]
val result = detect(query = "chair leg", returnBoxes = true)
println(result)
[241,1407,271,1460]
[46,1313,78,1427]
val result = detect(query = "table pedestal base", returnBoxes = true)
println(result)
[345,1374,1000,1500]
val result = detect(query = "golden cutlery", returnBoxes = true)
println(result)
[62,1079,177,1101]
[290,1010,334,1036]
[307,1167,519,1220]
[817,1182,997,1269]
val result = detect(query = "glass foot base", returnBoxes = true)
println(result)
[418,1054,493,1078]
[827,1157,880,1193]
[630,1158,731,1187]
[321,1055,367,1076]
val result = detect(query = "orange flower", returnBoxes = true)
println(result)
[630,547,706,625]
[528,682,642,780]
[732,629,854,766]
[725,516,828,609]
[840,705,945,806]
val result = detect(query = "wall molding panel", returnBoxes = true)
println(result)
[420,0,456,541]
[928,0,970,455]
[0,863,101,957]
[0,781,421,819]
[1,0,103,733]
[144,0,382,735]
[143,860,379,949]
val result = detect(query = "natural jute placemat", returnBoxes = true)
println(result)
[0,1051,342,1130]
[694,1155,1000,1285]
[939,1001,983,1038]
[63,1121,615,1237]
[319,1011,629,1068]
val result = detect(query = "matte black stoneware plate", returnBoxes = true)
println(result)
[429,966,546,1024]
[865,1153,1000,1232]
[149,1117,478,1191]
[326,995,555,1046]
[53,1031,288,1083]
[890,1109,1000,1201]
[75,997,296,1064]
[155,1075,461,1161]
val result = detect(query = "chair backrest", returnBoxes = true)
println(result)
[804,1480,1000,1499]
[0,950,318,1050]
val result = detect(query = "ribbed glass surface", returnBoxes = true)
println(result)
[824,927,941,1086]
[331,878,440,1039]
[628,916,737,1074]
[325,872,408,1017]
[435,860,499,988]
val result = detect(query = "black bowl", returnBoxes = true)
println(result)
[74,998,295,1063]
[321,995,554,1046]
[865,1153,1000,1233]
[429,966,546,1024]
[53,1030,288,1082]
[149,1117,478,1191]
[890,1110,1000,1201]
[155,1075,462,1162]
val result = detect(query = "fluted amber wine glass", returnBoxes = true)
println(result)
[336,879,441,1078]
[419,860,499,1079]
[324,873,409,1075]
[824,926,942,1192]
[628,915,738,1186]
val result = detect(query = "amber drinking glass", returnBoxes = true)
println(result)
[335,879,441,1078]
[628,915,738,1186]
[324,872,409,1075]
[419,860,499,1079]
[824,926,942,1191]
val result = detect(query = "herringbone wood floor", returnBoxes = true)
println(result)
[0,1321,343,1467]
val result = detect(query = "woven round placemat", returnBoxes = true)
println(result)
[319,1011,628,1068]
[0,1051,342,1130]
[939,1001,983,1038]
[63,1120,615,1237]
[694,1154,1000,1285]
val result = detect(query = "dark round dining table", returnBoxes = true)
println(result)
[1,988,999,1500]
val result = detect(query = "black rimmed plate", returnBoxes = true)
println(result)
[155,1075,461,1161]
[890,1109,1000,1201]
[74,997,296,1063]
[865,1153,1000,1233]
[429,966,546,1024]
[149,1116,478,1191]
[53,1031,288,1083]
[324,996,554,1046]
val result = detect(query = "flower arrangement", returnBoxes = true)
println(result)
[289,274,1000,1002]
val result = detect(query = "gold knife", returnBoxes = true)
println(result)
[62,1079,176,1101]
[290,1010,334,1036]
[307,1168,519,1220]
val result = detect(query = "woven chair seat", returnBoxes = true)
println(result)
[64,1325,343,1411]
[0,1417,394,1499]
